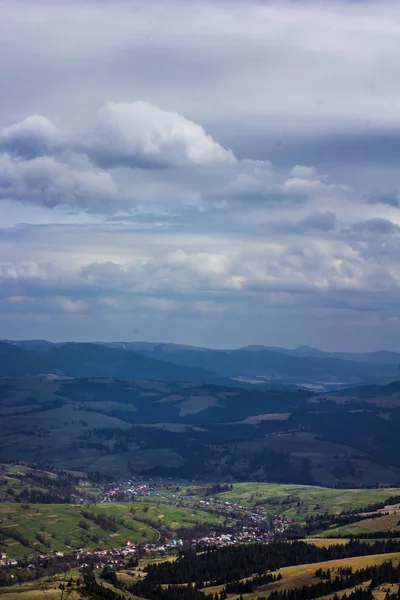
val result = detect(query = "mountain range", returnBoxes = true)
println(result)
[1,340,399,389]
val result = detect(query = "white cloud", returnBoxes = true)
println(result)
[282,176,351,196]
[82,101,237,169]
[290,166,320,179]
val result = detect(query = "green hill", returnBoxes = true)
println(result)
[0,501,227,559]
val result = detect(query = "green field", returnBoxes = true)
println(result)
[321,512,400,537]
[215,482,400,519]
[0,501,228,559]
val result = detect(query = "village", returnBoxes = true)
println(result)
[100,478,293,534]
[0,520,292,576]
[0,477,296,589]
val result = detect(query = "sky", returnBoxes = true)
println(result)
[0,0,400,352]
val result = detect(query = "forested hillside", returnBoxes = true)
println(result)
[1,378,400,485]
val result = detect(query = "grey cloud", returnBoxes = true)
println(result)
[0,153,123,211]
[366,192,400,208]
[0,115,63,159]
[300,211,337,232]
[351,218,400,236]
[2,106,349,215]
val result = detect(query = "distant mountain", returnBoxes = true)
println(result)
[0,341,223,383]
[2,340,399,388]
[99,341,213,354]
[109,343,398,386]
[101,341,400,367]
[327,380,400,398]
[241,344,400,364]
[0,342,43,377]
[1,339,57,352]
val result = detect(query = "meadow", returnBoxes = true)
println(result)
[0,502,227,559]
[252,552,400,599]
[216,483,400,519]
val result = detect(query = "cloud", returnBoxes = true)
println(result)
[52,296,87,313]
[350,218,400,237]
[0,103,240,212]
[366,192,400,208]
[1,103,354,216]
[301,210,337,232]
[0,153,122,211]
[0,115,63,159]
[1,1,400,349]
[80,101,237,169]
[289,165,320,179]
[282,176,350,197]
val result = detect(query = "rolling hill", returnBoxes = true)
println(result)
[1,377,400,486]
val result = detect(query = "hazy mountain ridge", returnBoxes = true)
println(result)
[0,341,222,384]
[127,344,398,385]
[241,344,400,365]
[2,340,399,388]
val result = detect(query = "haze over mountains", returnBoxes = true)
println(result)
[1,340,399,389]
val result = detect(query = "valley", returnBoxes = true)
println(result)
[2,342,400,599]
[3,468,400,599]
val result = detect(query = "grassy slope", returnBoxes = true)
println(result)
[216,483,400,519]
[254,553,400,599]
[322,512,400,537]
[201,553,400,599]
[120,551,400,599]
[0,463,53,501]
[0,462,89,503]
[2,547,400,599]
[0,569,87,599]
[0,502,227,559]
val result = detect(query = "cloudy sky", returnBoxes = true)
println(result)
[1,0,400,351]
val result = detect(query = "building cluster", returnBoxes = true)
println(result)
[0,478,295,579]
[0,516,292,574]
[102,481,161,502]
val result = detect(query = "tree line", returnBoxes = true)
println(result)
[80,509,118,532]
[268,560,400,600]
[303,510,386,535]
[142,539,400,586]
